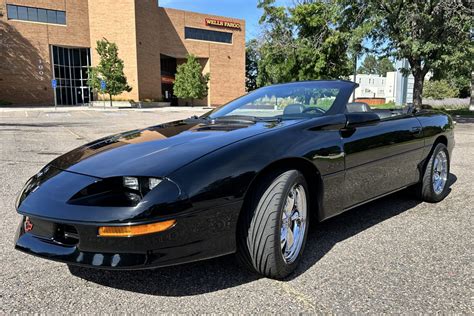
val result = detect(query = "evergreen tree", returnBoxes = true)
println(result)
[246,39,259,91]
[358,55,378,75]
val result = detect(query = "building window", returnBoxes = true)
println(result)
[6,4,66,25]
[7,5,17,19]
[185,27,232,44]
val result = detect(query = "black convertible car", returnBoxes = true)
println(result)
[15,80,454,279]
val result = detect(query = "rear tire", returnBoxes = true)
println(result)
[419,143,450,203]
[237,169,309,279]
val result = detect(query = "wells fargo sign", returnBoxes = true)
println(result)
[205,18,241,30]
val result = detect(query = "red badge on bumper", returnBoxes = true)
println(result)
[24,217,33,232]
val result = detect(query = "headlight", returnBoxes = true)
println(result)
[123,176,162,192]
[69,176,164,207]
[123,177,139,191]
[149,178,162,190]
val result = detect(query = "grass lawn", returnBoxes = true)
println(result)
[370,103,403,109]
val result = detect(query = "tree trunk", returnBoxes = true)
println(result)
[109,94,113,107]
[412,71,424,109]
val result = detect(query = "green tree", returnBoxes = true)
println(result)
[358,55,394,76]
[377,57,395,76]
[256,0,351,86]
[358,54,378,74]
[173,54,210,106]
[88,39,132,106]
[423,80,459,99]
[431,47,473,98]
[338,0,472,108]
[246,39,259,91]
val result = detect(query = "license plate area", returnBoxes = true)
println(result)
[28,217,56,239]
[27,217,79,246]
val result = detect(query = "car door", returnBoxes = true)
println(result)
[342,113,425,209]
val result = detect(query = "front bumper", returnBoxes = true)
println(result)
[14,202,241,269]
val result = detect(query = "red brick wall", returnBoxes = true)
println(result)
[0,0,90,105]
[355,98,386,105]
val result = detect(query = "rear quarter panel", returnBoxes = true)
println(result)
[415,111,455,162]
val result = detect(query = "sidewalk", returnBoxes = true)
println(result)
[0,105,213,112]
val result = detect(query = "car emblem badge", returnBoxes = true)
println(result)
[24,217,33,232]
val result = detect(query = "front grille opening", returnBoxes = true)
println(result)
[55,224,79,246]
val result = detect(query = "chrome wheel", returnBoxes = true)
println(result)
[280,184,307,264]
[432,150,448,195]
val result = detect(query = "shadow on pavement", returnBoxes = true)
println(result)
[69,173,457,296]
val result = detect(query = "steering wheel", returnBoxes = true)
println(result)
[302,107,326,114]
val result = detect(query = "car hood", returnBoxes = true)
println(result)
[49,119,295,178]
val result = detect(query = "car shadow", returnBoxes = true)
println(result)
[69,173,457,296]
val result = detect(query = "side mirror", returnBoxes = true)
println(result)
[345,112,380,128]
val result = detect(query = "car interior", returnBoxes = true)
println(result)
[346,102,409,119]
[279,102,410,120]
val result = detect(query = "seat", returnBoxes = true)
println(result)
[283,104,305,115]
[346,102,371,113]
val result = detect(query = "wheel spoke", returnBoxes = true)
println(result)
[286,226,294,248]
[291,211,300,222]
[279,183,308,264]
[432,151,448,195]
[284,191,295,215]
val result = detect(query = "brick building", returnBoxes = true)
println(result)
[0,0,245,106]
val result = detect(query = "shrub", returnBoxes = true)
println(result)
[423,80,459,100]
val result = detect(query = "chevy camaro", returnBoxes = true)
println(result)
[14,80,454,279]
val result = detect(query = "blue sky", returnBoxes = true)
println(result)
[159,0,372,66]
[159,0,290,41]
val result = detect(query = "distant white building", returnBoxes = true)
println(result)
[351,60,432,105]
[350,74,387,99]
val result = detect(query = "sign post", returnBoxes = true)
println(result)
[51,79,57,110]
[100,80,107,109]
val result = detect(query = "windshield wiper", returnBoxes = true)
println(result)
[212,115,282,123]
[255,117,282,122]
[185,115,210,122]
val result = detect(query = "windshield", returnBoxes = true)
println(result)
[209,81,355,120]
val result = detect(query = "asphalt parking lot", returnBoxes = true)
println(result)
[0,107,472,313]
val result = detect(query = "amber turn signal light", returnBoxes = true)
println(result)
[98,220,176,237]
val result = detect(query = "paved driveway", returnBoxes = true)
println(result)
[0,108,472,313]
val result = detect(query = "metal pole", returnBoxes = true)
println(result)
[54,87,57,110]
[353,53,357,102]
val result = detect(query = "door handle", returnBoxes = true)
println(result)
[411,127,422,135]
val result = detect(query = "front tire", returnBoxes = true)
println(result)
[237,170,309,279]
[420,143,450,203]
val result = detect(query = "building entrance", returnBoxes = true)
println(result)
[51,46,93,105]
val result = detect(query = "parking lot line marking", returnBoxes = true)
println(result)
[60,125,85,140]
[276,281,325,312]
[81,110,94,117]
[24,110,28,117]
